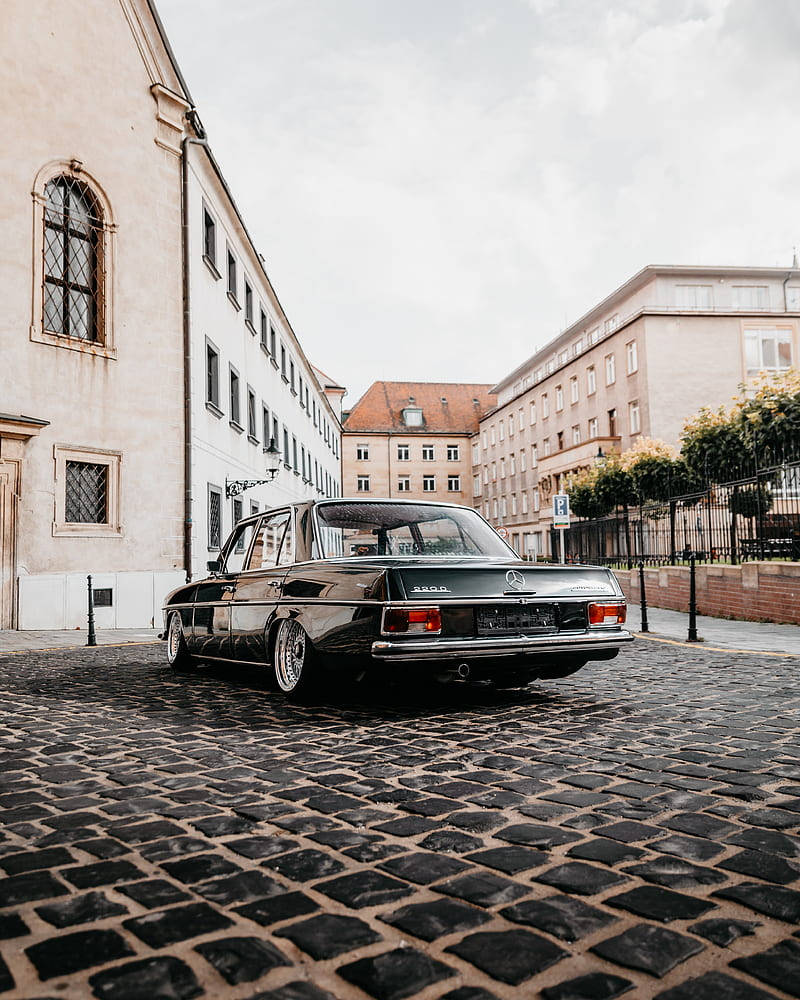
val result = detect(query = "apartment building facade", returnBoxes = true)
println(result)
[186,143,342,581]
[475,265,799,557]
[342,383,495,504]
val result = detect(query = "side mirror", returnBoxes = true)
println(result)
[207,559,221,574]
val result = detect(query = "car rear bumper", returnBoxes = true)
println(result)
[371,629,634,662]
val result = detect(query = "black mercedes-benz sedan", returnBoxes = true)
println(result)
[161,499,632,698]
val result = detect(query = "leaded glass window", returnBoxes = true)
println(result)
[65,461,108,523]
[44,177,102,342]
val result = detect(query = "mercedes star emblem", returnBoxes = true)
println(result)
[506,569,525,591]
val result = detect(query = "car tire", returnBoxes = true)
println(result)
[166,613,195,672]
[274,618,319,700]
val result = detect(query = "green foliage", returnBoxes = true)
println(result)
[629,455,699,502]
[569,477,613,519]
[729,484,773,519]
[680,407,744,482]
[736,370,800,458]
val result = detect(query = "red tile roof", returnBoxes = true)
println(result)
[343,381,496,434]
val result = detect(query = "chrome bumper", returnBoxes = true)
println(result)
[371,629,634,662]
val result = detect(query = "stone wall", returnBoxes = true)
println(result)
[614,561,800,625]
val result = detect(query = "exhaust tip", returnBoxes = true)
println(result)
[457,662,470,679]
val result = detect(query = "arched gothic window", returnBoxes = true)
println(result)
[43,176,103,342]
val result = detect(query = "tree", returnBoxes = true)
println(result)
[729,484,773,519]
[735,369,800,462]
[680,406,744,482]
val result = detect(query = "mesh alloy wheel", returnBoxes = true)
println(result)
[166,613,193,671]
[275,619,312,694]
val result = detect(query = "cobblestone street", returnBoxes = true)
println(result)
[0,639,799,1000]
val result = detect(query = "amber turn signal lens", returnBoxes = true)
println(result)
[588,601,626,626]
[384,607,442,634]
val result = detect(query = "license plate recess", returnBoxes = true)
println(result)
[476,603,558,636]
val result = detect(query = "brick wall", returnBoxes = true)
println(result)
[614,561,800,625]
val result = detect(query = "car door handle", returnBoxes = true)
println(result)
[267,580,282,589]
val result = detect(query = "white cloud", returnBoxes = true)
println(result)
[157,0,800,403]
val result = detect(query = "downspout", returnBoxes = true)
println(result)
[181,121,209,582]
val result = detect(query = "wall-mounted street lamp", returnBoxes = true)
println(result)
[225,438,282,498]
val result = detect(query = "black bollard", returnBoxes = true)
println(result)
[687,554,699,642]
[638,561,649,633]
[86,575,97,647]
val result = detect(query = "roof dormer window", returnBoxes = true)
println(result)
[402,407,423,426]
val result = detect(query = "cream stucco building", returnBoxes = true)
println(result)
[476,265,799,557]
[0,0,342,628]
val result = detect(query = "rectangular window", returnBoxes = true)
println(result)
[572,424,581,445]
[588,416,598,439]
[555,385,563,411]
[447,475,460,492]
[570,377,579,404]
[605,354,616,385]
[356,443,370,461]
[530,401,536,424]
[472,441,480,464]
[558,350,568,365]
[229,367,241,426]
[543,438,551,457]
[232,500,244,548]
[518,408,524,432]
[357,475,370,492]
[531,444,538,467]
[629,400,641,434]
[557,430,564,450]
[260,308,268,349]
[521,492,528,514]
[473,474,480,495]
[227,249,238,303]
[511,493,517,515]
[447,444,460,461]
[283,426,290,467]
[520,449,526,472]
[482,430,488,449]
[572,338,583,357]
[270,325,276,358]
[422,444,434,461]
[262,405,270,446]
[280,344,287,379]
[65,461,108,523]
[423,476,435,492]
[604,314,618,333]
[533,487,540,512]
[272,415,279,449]
[744,327,793,375]
[247,387,257,439]
[510,453,516,475]
[293,436,299,472]
[499,420,504,442]
[626,340,638,374]
[491,462,497,481]
[299,375,304,406]
[675,284,713,309]
[244,279,253,328]
[490,425,496,445]
[208,485,222,550]
[541,394,549,418]
[500,458,506,479]
[290,360,296,393]
[202,208,216,267]
[250,501,260,517]
[587,365,596,395]
[733,285,769,310]
[608,408,617,436]
[787,287,800,310]
[508,418,514,438]
[397,476,410,492]
[206,340,220,409]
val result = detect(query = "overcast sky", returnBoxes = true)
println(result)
[157,0,800,406]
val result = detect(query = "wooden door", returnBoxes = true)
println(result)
[0,461,19,629]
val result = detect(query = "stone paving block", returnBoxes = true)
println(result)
[623,857,726,888]
[465,845,549,874]
[719,849,800,885]
[501,894,617,942]
[591,924,704,977]
[161,853,242,884]
[0,870,68,907]
[713,882,800,923]
[139,836,211,862]
[742,808,799,830]
[235,890,319,926]
[0,955,13,994]
[195,935,291,984]
[662,813,738,840]
[224,835,298,859]
[419,830,481,854]
[109,820,186,843]
[0,847,75,875]
[26,927,135,979]
[730,938,800,998]
[688,918,760,947]
[725,827,800,858]
[74,837,130,859]
[197,870,285,905]
[439,870,530,907]
[35,890,128,928]
[606,886,716,923]
[275,913,382,958]
[593,821,662,843]
[379,852,470,884]
[316,870,414,908]
[497,823,583,849]
[381,898,491,941]
[88,956,203,1000]
[566,838,645,867]
[262,848,345,882]
[124,901,233,948]
[337,946,455,1000]
[651,833,724,862]
[440,988,498,1000]
[372,816,439,837]
[446,928,568,985]
[247,983,336,1000]
[654,970,783,999]
[61,859,144,889]
[0,912,28,939]
[541,971,634,1000]
[535,862,629,896]
[117,878,192,909]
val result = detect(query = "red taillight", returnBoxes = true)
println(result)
[383,607,442,634]
[588,601,626,626]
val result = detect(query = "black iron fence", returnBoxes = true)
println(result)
[551,458,800,567]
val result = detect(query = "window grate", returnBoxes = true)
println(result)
[93,588,113,607]
[209,489,221,549]
[65,461,108,523]
[43,176,103,342]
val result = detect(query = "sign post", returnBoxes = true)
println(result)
[552,494,570,564]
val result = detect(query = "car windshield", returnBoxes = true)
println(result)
[315,501,513,558]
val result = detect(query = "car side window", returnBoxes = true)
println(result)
[246,511,290,571]
[278,512,295,566]
[222,521,257,574]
